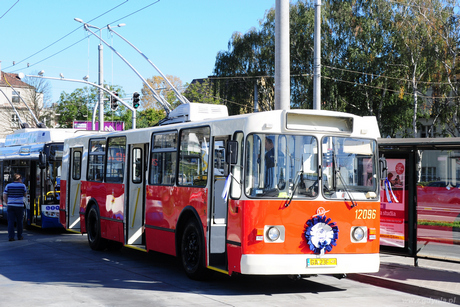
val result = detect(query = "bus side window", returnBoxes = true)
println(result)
[150,131,177,186]
[132,148,142,184]
[105,137,126,184]
[230,132,244,199]
[179,127,210,187]
[72,150,82,180]
[88,138,106,182]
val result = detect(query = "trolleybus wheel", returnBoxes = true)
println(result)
[107,240,124,251]
[180,219,207,280]
[86,205,107,251]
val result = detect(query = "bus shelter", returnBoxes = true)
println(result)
[379,138,460,265]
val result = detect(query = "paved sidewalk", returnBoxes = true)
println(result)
[349,254,460,305]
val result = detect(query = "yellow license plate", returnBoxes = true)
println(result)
[307,258,337,267]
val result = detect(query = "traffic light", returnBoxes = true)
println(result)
[133,92,140,109]
[110,92,119,111]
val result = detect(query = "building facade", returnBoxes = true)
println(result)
[0,67,44,139]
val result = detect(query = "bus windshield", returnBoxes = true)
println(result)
[245,134,378,200]
[321,136,378,200]
[245,134,319,198]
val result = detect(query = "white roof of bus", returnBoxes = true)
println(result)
[64,109,380,142]
[4,128,100,147]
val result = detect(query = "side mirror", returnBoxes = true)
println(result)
[39,152,46,170]
[379,157,388,179]
[226,141,238,165]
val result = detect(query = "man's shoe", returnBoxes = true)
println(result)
[18,236,23,240]
[8,238,15,241]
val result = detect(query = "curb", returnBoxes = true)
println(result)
[347,273,460,305]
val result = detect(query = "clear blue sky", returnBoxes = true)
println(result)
[0,0,275,104]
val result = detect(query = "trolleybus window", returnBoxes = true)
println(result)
[105,137,126,183]
[150,131,177,185]
[179,127,210,187]
[245,134,318,198]
[230,132,244,199]
[321,136,378,200]
[88,139,106,182]
[132,148,142,184]
[72,151,81,180]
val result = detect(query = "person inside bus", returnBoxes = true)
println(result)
[3,173,27,241]
[264,137,275,189]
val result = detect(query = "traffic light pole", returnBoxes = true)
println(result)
[21,74,137,129]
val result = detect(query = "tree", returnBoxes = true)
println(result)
[22,72,52,124]
[212,0,459,138]
[55,88,94,128]
[136,108,166,128]
[183,79,223,105]
[140,75,184,111]
[214,24,275,114]
[55,83,126,128]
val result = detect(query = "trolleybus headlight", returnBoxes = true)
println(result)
[351,226,365,241]
[267,226,281,241]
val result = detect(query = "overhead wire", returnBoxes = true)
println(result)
[6,0,162,75]
[0,0,19,20]
[4,0,130,72]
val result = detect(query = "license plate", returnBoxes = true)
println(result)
[307,258,337,267]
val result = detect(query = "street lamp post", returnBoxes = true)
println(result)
[74,18,126,131]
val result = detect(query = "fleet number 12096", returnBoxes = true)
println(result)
[355,209,377,219]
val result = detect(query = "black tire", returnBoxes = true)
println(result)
[180,219,207,280]
[86,205,107,251]
[106,240,124,251]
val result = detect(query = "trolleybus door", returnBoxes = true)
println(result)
[126,143,147,247]
[209,137,229,268]
[67,148,82,231]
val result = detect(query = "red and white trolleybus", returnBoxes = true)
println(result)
[60,103,382,279]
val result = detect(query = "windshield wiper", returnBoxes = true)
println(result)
[285,168,303,207]
[335,169,358,208]
[331,150,358,208]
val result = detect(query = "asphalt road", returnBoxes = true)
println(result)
[0,222,454,307]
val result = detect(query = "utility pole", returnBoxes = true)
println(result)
[275,0,290,110]
[98,41,104,131]
[313,0,321,110]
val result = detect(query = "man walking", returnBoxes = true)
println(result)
[3,173,27,241]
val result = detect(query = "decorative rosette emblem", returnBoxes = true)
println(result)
[304,208,339,254]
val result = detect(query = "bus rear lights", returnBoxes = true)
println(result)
[368,228,377,240]
[350,226,368,243]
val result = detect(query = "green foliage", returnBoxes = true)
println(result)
[135,108,166,128]
[183,79,222,105]
[56,84,127,129]
[55,88,94,128]
[212,0,460,138]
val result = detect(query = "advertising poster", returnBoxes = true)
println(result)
[380,159,406,247]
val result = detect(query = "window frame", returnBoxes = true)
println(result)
[72,149,82,180]
[105,136,126,184]
[149,130,178,186]
[87,138,106,182]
